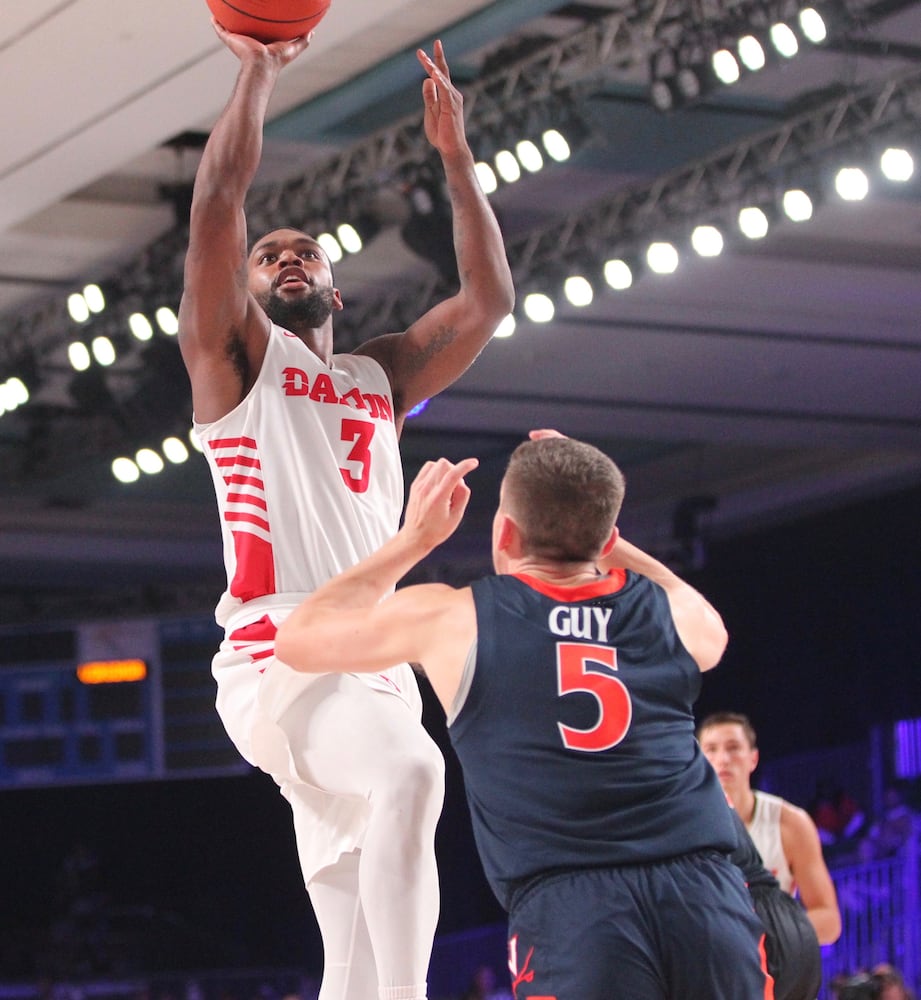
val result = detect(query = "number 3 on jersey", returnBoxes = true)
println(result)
[339,418,374,493]
[556,642,632,752]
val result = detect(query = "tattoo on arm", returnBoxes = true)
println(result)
[405,323,459,375]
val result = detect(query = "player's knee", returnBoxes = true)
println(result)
[374,739,445,813]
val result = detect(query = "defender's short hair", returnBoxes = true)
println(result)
[697,711,758,749]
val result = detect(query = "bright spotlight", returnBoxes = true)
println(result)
[162,436,190,464]
[91,335,116,367]
[770,22,799,57]
[112,457,140,483]
[691,225,724,257]
[156,306,179,335]
[67,293,90,324]
[563,275,594,307]
[83,284,106,314]
[136,448,165,475]
[317,232,343,263]
[541,128,571,163]
[835,167,869,201]
[782,189,813,222]
[129,312,154,341]
[523,293,555,323]
[474,161,498,194]
[738,206,770,239]
[188,428,204,453]
[798,7,827,43]
[68,342,91,372]
[737,35,766,71]
[881,147,914,182]
[711,49,741,85]
[336,223,363,254]
[516,139,544,173]
[646,241,679,274]
[604,259,633,290]
[494,149,522,184]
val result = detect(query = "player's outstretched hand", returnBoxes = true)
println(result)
[212,17,313,68]
[417,40,468,161]
[403,457,478,551]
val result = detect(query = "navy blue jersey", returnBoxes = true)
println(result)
[449,571,737,909]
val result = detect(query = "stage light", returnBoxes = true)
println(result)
[136,448,164,475]
[156,306,179,335]
[189,428,204,453]
[675,66,703,101]
[738,34,767,71]
[336,223,362,254]
[782,188,813,221]
[770,22,799,58]
[650,77,676,113]
[881,147,914,182]
[83,284,106,314]
[0,377,28,414]
[68,342,91,372]
[493,314,516,339]
[738,206,770,239]
[162,436,189,463]
[494,149,522,184]
[646,241,679,274]
[563,275,594,307]
[798,7,827,43]
[523,292,555,323]
[711,48,741,85]
[317,232,343,263]
[68,293,90,323]
[129,312,154,342]
[474,161,498,194]
[542,128,571,163]
[691,224,724,257]
[516,139,544,173]
[112,457,140,483]
[835,166,869,200]
[91,336,116,367]
[604,258,633,290]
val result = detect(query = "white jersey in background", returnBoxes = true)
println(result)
[748,789,796,894]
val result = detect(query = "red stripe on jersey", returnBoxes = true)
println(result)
[225,511,271,532]
[229,530,276,601]
[758,933,776,999]
[512,569,627,603]
[215,454,261,469]
[208,436,257,450]
[224,473,265,490]
[229,615,278,643]
[228,491,268,511]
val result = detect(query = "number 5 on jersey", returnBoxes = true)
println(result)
[556,642,632,752]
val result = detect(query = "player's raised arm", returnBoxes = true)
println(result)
[358,40,515,425]
[178,23,312,423]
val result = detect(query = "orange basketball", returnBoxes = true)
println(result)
[205,0,331,41]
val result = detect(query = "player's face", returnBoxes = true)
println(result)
[699,723,758,794]
[248,229,342,326]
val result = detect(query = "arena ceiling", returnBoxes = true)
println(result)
[1,0,920,621]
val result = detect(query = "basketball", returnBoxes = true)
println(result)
[205,0,331,42]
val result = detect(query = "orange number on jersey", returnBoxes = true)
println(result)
[340,419,375,493]
[556,642,632,752]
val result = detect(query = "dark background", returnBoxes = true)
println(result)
[2,479,919,976]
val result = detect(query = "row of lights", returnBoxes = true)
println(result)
[111,428,202,484]
[504,145,914,328]
[67,300,179,373]
[474,127,573,195]
[650,3,830,111]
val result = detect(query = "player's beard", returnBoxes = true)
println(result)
[260,286,337,330]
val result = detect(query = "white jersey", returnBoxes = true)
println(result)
[747,790,796,894]
[196,322,404,624]
[194,324,422,881]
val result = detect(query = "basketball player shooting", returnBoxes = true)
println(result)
[178,19,514,1000]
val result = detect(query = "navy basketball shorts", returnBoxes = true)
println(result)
[505,851,774,1000]
[750,884,821,1000]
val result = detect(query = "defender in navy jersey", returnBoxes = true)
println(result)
[276,434,775,1000]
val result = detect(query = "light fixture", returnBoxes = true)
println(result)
[68,342,92,371]
[563,275,594,307]
[112,457,140,483]
[317,232,343,263]
[646,241,679,274]
[798,6,827,43]
[494,149,522,184]
[474,161,498,194]
[162,436,189,463]
[83,284,106,314]
[155,306,179,335]
[738,205,770,239]
[541,128,571,163]
[604,258,633,290]
[711,48,741,85]
[336,222,363,254]
[493,314,516,339]
[523,292,555,323]
[136,448,164,475]
[835,166,869,201]
[91,336,116,367]
[515,139,544,173]
[129,312,154,342]
[67,293,90,324]
[737,34,767,72]
[880,147,914,182]
[782,188,813,221]
[769,21,799,58]
[691,224,724,257]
